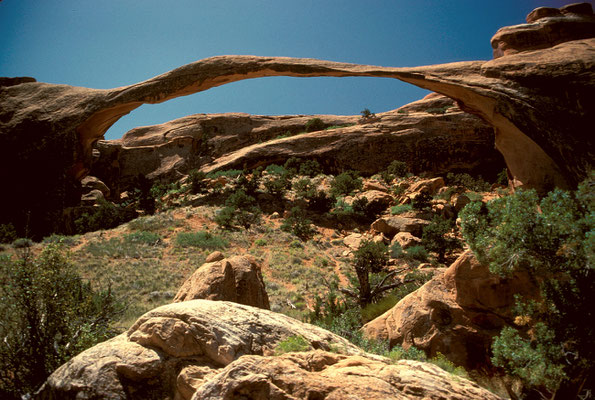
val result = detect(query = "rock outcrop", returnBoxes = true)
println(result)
[491,2,595,57]
[91,95,502,196]
[2,4,593,235]
[36,300,501,400]
[174,255,270,310]
[192,352,501,400]
[363,251,539,371]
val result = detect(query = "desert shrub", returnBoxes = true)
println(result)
[214,207,235,229]
[361,270,431,322]
[299,159,323,177]
[293,178,316,199]
[175,231,229,249]
[360,108,374,119]
[206,169,243,179]
[390,204,412,215]
[274,335,311,355]
[308,190,335,213]
[305,117,325,132]
[0,243,122,398]
[421,217,461,263]
[264,175,290,198]
[381,160,409,183]
[265,164,287,176]
[445,172,490,192]
[460,179,594,398]
[0,223,17,244]
[389,242,404,258]
[411,191,432,211]
[330,171,363,197]
[42,234,80,246]
[426,106,451,114]
[349,240,389,307]
[328,199,356,225]
[388,345,427,362]
[83,232,163,259]
[281,207,316,241]
[74,198,136,234]
[495,168,509,186]
[352,197,385,222]
[222,190,261,228]
[404,245,428,262]
[188,169,207,194]
[127,213,181,232]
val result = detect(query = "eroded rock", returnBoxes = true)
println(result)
[174,255,270,310]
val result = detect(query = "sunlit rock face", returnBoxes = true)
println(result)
[35,300,502,400]
[1,3,593,236]
[91,94,503,197]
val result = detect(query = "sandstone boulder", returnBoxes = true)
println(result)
[192,351,502,400]
[36,300,501,400]
[391,231,422,250]
[174,255,270,310]
[407,177,445,196]
[363,251,539,371]
[371,216,430,238]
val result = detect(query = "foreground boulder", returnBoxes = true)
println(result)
[174,255,270,310]
[192,351,501,400]
[363,251,539,371]
[35,300,501,400]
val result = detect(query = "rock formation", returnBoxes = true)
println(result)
[91,95,502,197]
[363,251,539,372]
[35,300,501,400]
[1,3,592,234]
[174,255,270,310]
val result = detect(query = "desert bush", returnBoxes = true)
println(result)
[461,179,594,398]
[445,172,490,192]
[305,117,326,132]
[330,171,363,197]
[352,197,385,222]
[74,198,136,234]
[274,335,311,355]
[83,232,163,259]
[42,234,80,246]
[390,204,412,215]
[206,169,243,179]
[300,159,322,177]
[175,231,229,249]
[0,223,17,244]
[0,243,122,398]
[404,245,428,262]
[188,169,207,194]
[281,207,316,241]
[381,160,409,183]
[411,191,432,211]
[495,168,509,186]
[421,216,461,263]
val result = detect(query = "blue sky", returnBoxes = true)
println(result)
[0,0,573,140]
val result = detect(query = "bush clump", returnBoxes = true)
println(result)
[305,118,326,132]
[281,207,317,241]
[175,231,229,249]
[330,171,363,197]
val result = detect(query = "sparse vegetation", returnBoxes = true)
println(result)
[175,231,229,249]
[330,171,363,196]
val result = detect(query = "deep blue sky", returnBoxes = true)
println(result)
[0,0,575,140]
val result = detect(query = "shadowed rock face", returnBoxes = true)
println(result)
[1,4,593,235]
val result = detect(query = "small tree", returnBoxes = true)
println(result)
[0,242,122,398]
[411,191,432,211]
[421,216,461,263]
[460,179,594,399]
[281,207,316,241]
[330,171,363,197]
[305,118,326,132]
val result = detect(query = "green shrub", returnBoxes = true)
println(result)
[445,172,490,192]
[264,175,290,198]
[266,164,288,176]
[388,345,427,362]
[352,197,385,221]
[83,232,163,259]
[274,335,311,355]
[404,245,428,262]
[421,217,461,263]
[206,169,243,179]
[460,179,594,397]
[426,106,451,114]
[330,171,363,197]
[411,191,432,211]
[42,234,80,247]
[175,231,229,249]
[390,204,412,215]
[188,169,207,194]
[123,231,161,246]
[308,190,335,213]
[0,223,17,244]
[387,160,409,178]
[293,178,316,199]
[389,242,404,258]
[299,159,323,177]
[75,198,136,234]
[254,238,267,246]
[281,207,316,241]
[350,240,389,307]
[305,117,325,132]
[128,213,182,232]
[496,168,509,186]
[0,243,122,397]
[214,207,235,229]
